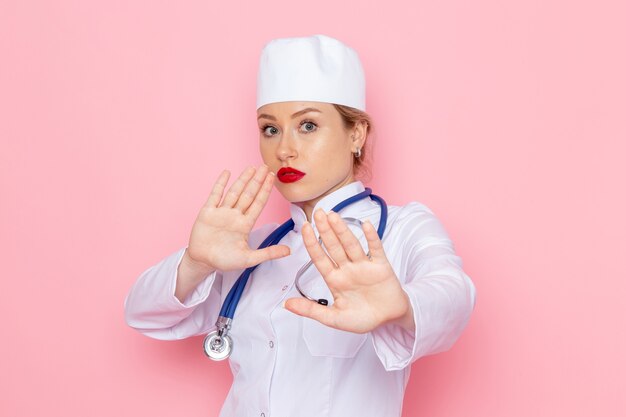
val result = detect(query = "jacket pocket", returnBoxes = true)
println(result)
[301,280,367,358]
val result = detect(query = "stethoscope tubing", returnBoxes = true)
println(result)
[204,188,387,360]
[220,218,295,318]
[219,188,386,320]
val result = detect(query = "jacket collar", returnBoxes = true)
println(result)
[289,181,375,233]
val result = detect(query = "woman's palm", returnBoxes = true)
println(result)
[186,165,290,272]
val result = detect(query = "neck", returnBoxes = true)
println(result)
[295,176,356,222]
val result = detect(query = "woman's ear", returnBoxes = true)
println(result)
[351,120,368,152]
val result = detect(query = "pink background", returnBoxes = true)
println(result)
[1,1,624,416]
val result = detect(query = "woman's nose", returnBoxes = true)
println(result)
[276,133,297,161]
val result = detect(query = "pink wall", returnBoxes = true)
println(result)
[1,1,624,416]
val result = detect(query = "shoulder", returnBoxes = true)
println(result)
[383,201,462,273]
[385,201,454,245]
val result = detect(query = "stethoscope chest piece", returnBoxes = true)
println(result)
[203,330,233,361]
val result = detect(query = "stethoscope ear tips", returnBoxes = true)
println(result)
[317,299,329,306]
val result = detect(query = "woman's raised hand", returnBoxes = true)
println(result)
[184,165,290,274]
[283,210,415,334]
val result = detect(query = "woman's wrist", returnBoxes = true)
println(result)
[175,249,216,302]
[387,290,416,333]
[181,248,215,276]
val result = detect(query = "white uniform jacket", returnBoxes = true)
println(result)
[124,181,476,417]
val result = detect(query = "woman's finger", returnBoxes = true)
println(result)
[362,219,385,261]
[204,170,231,208]
[284,297,337,329]
[301,221,335,277]
[221,166,256,208]
[244,171,274,221]
[235,165,268,212]
[245,244,291,267]
[327,211,368,262]
[314,209,349,266]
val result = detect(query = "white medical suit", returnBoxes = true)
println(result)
[124,181,476,417]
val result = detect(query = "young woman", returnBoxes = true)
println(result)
[124,34,476,417]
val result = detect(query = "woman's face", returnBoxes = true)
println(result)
[257,101,364,215]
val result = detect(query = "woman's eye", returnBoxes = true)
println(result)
[263,126,279,136]
[300,122,317,133]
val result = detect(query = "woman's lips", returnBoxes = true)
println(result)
[277,167,306,183]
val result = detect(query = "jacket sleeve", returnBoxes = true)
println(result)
[370,202,477,371]
[123,222,279,341]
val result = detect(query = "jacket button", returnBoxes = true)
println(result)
[281,285,288,291]
[269,341,274,348]
[261,413,266,417]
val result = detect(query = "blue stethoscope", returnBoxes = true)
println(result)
[203,188,388,360]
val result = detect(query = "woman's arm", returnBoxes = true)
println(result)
[124,221,281,341]
[370,202,477,371]
[124,165,289,340]
[123,247,223,340]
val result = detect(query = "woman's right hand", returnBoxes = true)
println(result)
[175,165,290,302]
[183,164,290,275]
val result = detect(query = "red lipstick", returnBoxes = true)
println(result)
[277,167,306,183]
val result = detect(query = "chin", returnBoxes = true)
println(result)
[274,183,321,204]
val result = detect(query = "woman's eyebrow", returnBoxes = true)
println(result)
[291,108,321,118]
[257,108,322,121]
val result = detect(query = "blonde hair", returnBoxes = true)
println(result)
[332,104,374,180]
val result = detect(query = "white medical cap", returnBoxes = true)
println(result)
[256,34,366,111]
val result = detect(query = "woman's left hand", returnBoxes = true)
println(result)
[283,209,415,334]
